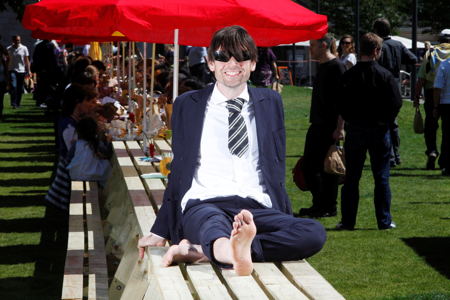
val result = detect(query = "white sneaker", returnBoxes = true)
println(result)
[39,103,48,108]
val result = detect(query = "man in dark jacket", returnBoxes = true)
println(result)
[137,26,326,276]
[337,33,402,230]
[373,18,417,167]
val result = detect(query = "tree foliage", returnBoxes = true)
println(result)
[0,0,38,20]
[294,0,449,38]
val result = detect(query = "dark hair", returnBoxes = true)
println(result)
[76,117,101,157]
[439,34,450,44]
[61,84,98,116]
[360,33,383,56]
[72,65,98,86]
[92,60,106,72]
[98,103,117,122]
[207,25,257,63]
[317,33,337,54]
[338,35,355,57]
[373,18,391,38]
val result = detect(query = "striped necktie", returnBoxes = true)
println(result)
[226,97,249,157]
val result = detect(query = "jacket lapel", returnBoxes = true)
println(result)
[249,87,268,158]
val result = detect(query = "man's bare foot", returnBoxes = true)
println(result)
[230,209,256,276]
[162,239,209,267]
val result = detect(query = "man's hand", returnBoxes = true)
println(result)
[332,128,345,141]
[138,233,167,260]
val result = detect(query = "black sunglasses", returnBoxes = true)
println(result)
[213,50,251,62]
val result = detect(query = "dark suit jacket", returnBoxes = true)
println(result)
[151,84,292,243]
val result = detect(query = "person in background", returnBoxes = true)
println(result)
[373,18,417,168]
[186,46,212,84]
[414,29,450,170]
[338,35,357,70]
[250,47,279,88]
[298,33,345,218]
[433,55,450,175]
[7,35,31,109]
[337,32,402,231]
[0,35,9,120]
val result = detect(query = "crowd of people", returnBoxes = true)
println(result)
[1,18,449,276]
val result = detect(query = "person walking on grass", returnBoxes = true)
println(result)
[7,35,30,109]
[337,33,402,231]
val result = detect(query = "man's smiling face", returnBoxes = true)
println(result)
[207,48,256,93]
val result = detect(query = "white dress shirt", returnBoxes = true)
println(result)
[180,84,271,212]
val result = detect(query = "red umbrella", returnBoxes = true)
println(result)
[23,0,327,46]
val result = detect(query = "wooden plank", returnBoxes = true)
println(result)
[221,269,269,300]
[62,181,86,300]
[109,234,140,299]
[252,263,309,300]
[186,265,232,300]
[119,254,150,300]
[154,139,172,153]
[143,247,193,300]
[86,182,109,300]
[281,261,345,300]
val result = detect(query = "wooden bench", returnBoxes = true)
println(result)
[62,181,108,300]
[100,139,345,300]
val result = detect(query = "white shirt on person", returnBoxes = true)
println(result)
[180,84,271,212]
[7,44,29,73]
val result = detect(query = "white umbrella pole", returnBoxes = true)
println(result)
[122,42,126,83]
[173,29,179,101]
[150,43,156,112]
[132,42,136,92]
[116,42,120,82]
[128,42,132,110]
[143,43,147,133]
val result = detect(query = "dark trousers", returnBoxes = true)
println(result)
[9,71,26,107]
[341,125,392,229]
[0,81,6,116]
[439,105,450,170]
[182,196,326,268]
[423,88,439,156]
[389,119,400,163]
[302,124,338,212]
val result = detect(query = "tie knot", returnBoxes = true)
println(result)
[226,97,245,114]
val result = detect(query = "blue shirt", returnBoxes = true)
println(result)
[434,59,450,105]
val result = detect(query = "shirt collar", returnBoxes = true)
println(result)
[210,83,250,105]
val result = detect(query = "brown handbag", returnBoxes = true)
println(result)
[324,144,346,176]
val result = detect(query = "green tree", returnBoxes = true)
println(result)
[0,0,38,20]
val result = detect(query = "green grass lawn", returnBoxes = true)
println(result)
[282,86,450,300]
[1,88,449,299]
[0,94,65,300]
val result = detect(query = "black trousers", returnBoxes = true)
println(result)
[302,124,338,212]
[423,88,440,156]
[182,196,326,268]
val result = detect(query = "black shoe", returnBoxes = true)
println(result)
[298,207,318,217]
[390,160,397,168]
[335,222,354,231]
[310,209,337,218]
[379,221,396,230]
[426,153,437,170]
[442,169,450,176]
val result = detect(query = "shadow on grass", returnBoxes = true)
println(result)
[0,140,52,144]
[409,201,450,205]
[402,237,450,280]
[0,178,51,187]
[0,195,44,207]
[0,166,53,173]
[0,218,43,233]
[390,173,443,179]
[0,132,55,137]
[1,156,55,163]
[0,205,68,300]
[0,145,54,153]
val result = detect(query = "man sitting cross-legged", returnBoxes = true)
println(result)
[138,25,326,276]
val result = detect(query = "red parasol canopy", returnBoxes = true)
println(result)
[23,0,327,46]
